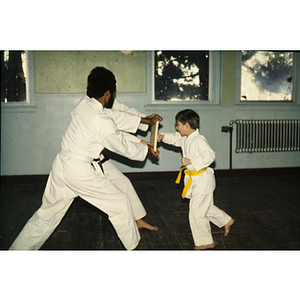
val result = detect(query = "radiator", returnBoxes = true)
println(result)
[234,120,300,153]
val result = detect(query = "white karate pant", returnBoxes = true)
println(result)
[9,154,146,250]
[189,187,231,247]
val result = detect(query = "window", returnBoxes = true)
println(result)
[155,51,209,101]
[240,51,294,102]
[153,51,221,103]
[1,50,28,104]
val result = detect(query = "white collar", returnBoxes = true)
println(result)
[186,128,199,140]
[85,94,104,112]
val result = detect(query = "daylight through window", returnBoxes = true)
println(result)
[241,51,293,101]
[154,51,209,101]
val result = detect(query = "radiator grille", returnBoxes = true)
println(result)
[235,120,300,153]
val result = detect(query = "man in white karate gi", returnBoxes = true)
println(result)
[9,66,162,251]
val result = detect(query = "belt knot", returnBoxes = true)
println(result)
[175,167,207,198]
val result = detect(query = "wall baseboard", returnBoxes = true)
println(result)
[126,167,300,181]
[1,167,299,185]
[214,167,300,179]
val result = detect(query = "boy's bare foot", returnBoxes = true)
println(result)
[224,218,235,236]
[136,219,159,231]
[194,242,215,250]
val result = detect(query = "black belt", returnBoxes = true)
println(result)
[92,155,110,173]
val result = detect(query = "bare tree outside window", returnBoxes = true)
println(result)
[241,51,293,101]
[155,51,209,101]
[1,50,27,103]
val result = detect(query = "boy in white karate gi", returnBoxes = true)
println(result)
[9,67,162,251]
[158,109,234,250]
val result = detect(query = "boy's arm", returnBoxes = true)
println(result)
[159,132,182,147]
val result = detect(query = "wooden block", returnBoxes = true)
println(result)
[150,121,159,151]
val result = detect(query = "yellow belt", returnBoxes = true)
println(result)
[175,167,207,198]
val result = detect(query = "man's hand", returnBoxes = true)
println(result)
[147,144,159,158]
[140,140,151,145]
[141,113,163,126]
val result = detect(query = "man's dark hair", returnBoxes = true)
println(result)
[86,67,116,99]
[175,109,200,129]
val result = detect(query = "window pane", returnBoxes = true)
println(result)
[1,50,27,103]
[155,51,209,101]
[241,51,293,101]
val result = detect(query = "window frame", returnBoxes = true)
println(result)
[235,51,299,105]
[147,50,222,105]
[1,51,36,111]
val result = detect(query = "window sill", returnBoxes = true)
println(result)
[237,100,297,104]
[144,101,222,111]
[1,103,38,113]
[235,102,300,111]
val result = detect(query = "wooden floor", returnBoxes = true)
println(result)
[0,174,299,250]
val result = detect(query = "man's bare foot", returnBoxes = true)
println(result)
[194,242,215,250]
[224,218,234,236]
[136,219,159,231]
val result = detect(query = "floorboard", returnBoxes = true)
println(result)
[1,175,299,250]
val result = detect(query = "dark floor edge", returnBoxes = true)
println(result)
[1,167,299,185]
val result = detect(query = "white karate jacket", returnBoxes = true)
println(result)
[61,94,148,161]
[162,129,216,197]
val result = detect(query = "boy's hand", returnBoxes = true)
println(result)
[181,157,191,166]
[147,144,159,158]
[157,134,164,141]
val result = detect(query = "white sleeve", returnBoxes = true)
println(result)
[138,123,149,131]
[104,108,141,134]
[93,116,147,162]
[113,99,146,117]
[113,99,149,131]
[122,132,141,143]
[161,132,183,147]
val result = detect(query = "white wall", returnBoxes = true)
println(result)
[1,51,300,176]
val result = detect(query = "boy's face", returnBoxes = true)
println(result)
[176,120,189,136]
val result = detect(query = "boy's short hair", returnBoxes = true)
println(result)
[86,67,116,99]
[176,109,200,129]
